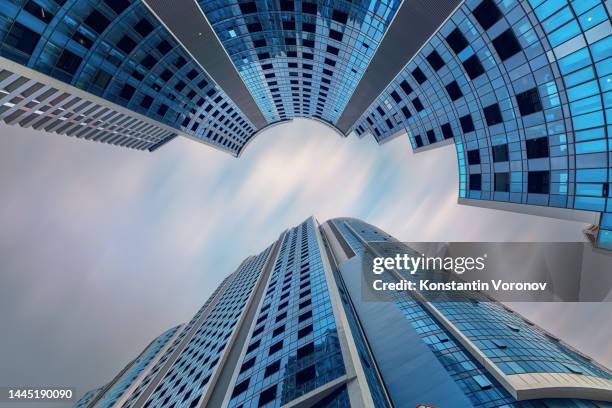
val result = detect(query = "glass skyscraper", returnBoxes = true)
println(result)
[74,216,612,408]
[0,0,610,249]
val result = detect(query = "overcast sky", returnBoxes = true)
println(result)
[0,119,610,406]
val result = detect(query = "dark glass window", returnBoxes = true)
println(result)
[240,357,256,373]
[376,106,385,116]
[232,379,249,397]
[426,50,445,70]
[5,23,40,56]
[302,2,317,14]
[298,325,313,338]
[332,10,348,24]
[399,80,413,95]
[483,103,503,126]
[467,149,481,165]
[140,95,153,108]
[492,144,509,162]
[258,385,277,407]
[473,0,502,30]
[116,35,137,54]
[401,106,411,119]
[104,0,130,14]
[93,69,111,89]
[445,81,463,101]
[280,0,294,11]
[459,114,475,133]
[247,340,260,354]
[24,1,54,23]
[134,18,154,37]
[141,55,157,69]
[156,40,172,54]
[390,91,401,103]
[253,39,267,47]
[528,171,550,194]
[272,325,284,337]
[470,174,482,191]
[516,88,542,115]
[296,365,316,386]
[329,29,343,41]
[327,45,339,55]
[85,10,111,34]
[495,172,510,192]
[492,29,522,61]
[411,67,427,84]
[283,21,295,30]
[248,23,262,33]
[526,137,549,159]
[427,130,436,144]
[239,2,257,14]
[297,342,314,359]
[269,340,283,355]
[462,55,485,79]
[446,28,469,54]
[56,50,82,75]
[72,31,93,49]
[264,360,280,377]
[441,123,454,139]
[412,97,424,112]
[415,135,423,147]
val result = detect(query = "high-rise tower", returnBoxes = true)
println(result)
[74,217,612,407]
[0,0,610,248]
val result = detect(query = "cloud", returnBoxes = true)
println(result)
[0,119,609,403]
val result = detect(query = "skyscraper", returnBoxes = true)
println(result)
[74,217,612,408]
[0,1,610,248]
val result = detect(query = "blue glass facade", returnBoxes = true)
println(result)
[198,0,401,126]
[227,218,349,407]
[352,0,612,249]
[0,0,257,154]
[328,217,612,407]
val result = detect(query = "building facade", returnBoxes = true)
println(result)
[74,216,612,408]
[0,0,609,248]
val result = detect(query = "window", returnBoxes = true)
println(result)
[467,149,481,165]
[411,67,427,84]
[473,375,493,390]
[140,55,157,69]
[441,123,454,139]
[445,81,463,101]
[264,360,280,377]
[240,357,256,373]
[298,325,313,338]
[332,10,348,24]
[391,91,401,103]
[526,137,549,159]
[472,0,502,30]
[85,10,110,34]
[470,174,482,191]
[329,29,343,41]
[5,22,40,56]
[134,18,154,37]
[326,45,339,55]
[258,385,277,407]
[492,29,522,61]
[495,173,510,192]
[296,365,316,386]
[399,80,412,95]
[401,106,411,119]
[483,103,503,126]
[446,28,469,54]
[247,340,260,354]
[411,97,424,112]
[415,135,423,147]
[426,130,436,144]
[140,95,153,108]
[156,40,172,54]
[104,0,130,14]
[462,55,485,79]
[119,83,135,100]
[239,2,257,14]
[56,50,82,75]
[492,144,509,162]
[117,35,136,54]
[275,311,287,322]
[297,342,314,359]
[516,88,542,115]
[528,171,550,194]
[269,340,283,355]
[248,23,263,33]
[272,325,285,337]
[232,379,249,397]
[280,0,294,11]
[302,2,317,14]
[298,310,312,322]
[426,50,445,70]
[459,114,475,133]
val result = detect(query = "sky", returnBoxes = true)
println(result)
[0,119,610,406]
